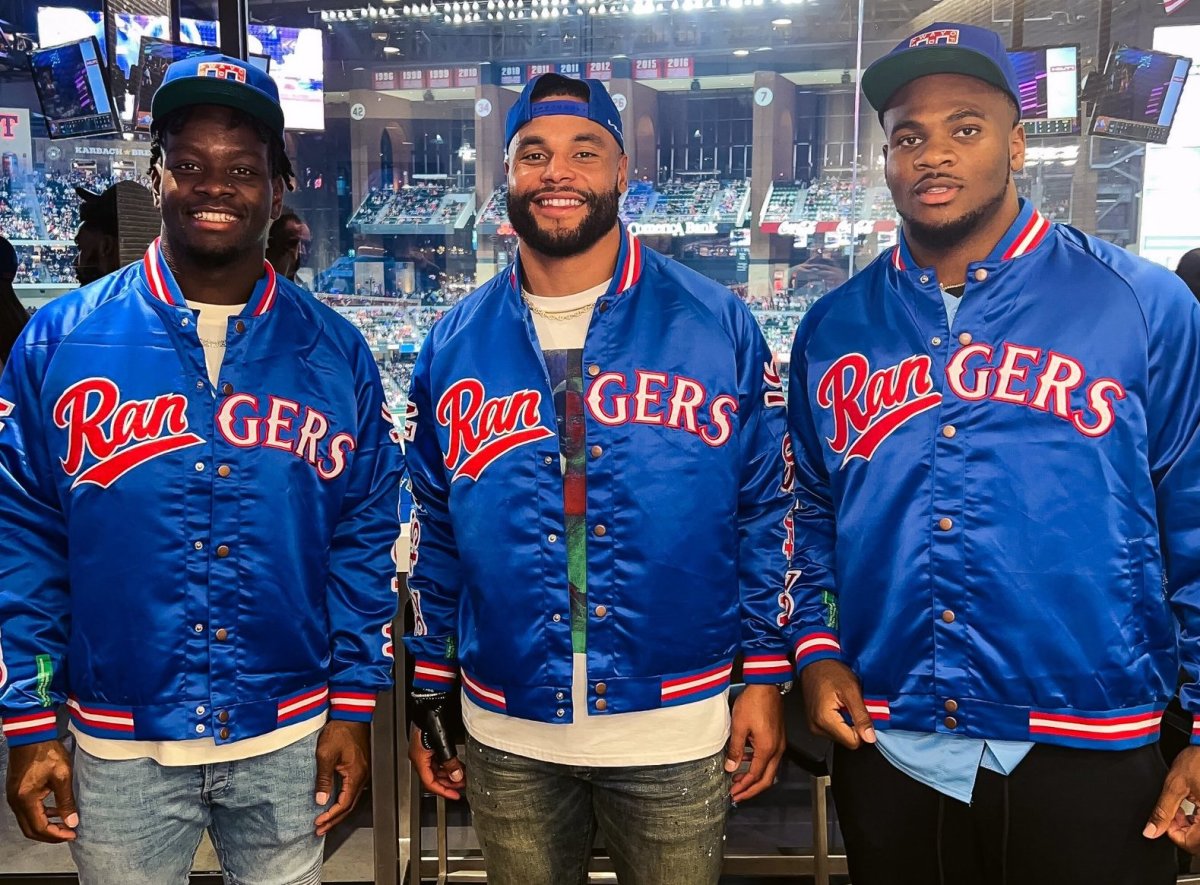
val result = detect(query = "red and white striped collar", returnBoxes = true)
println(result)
[508,224,643,299]
[891,199,1053,272]
[141,237,280,317]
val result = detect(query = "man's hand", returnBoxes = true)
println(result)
[1145,745,1200,852]
[408,724,465,801]
[800,659,876,750]
[6,740,78,843]
[725,684,785,803]
[313,720,371,836]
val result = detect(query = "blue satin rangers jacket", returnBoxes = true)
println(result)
[787,200,1200,751]
[403,226,796,721]
[0,239,403,748]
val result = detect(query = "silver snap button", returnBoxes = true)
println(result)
[548,533,558,543]
[196,706,205,716]
[194,462,205,472]
[195,724,206,734]
[194,541,203,550]
[181,317,190,327]
[552,613,562,622]
[555,708,565,718]
[931,337,942,346]
[919,274,930,284]
[194,623,204,633]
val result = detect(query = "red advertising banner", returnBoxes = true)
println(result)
[633,58,663,80]
[665,56,694,79]
[453,66,480,87]
[426,67,452,89]
[527,62,555,79]
[399,69,426,90]
[586,61,613,81]
[373,70,397,90]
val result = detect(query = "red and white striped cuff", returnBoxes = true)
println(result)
[413,659,458,690]
[2,710,58,747]
[793,630,842,668]
[329,690,378,723]
[742,654,793,683]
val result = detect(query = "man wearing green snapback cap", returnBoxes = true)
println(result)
[787,20,1200,884]
[1,54,402,884]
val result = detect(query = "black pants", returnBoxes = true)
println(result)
[831,742,1177,885]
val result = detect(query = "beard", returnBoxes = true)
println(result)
[507,185,620,258]
[173,230,260,269]
[899,171,1011,253]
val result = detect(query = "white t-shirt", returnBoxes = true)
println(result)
[71,298,326,765]
[461,278,730,766]
[189,298,244,388]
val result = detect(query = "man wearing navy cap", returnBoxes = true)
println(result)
[0,54,402,883]
[404,72,795,884]
[787,21,1200,883]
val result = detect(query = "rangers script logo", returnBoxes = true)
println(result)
[818,343,1126,465]
[54,378,205,489]
[437,379,554,482]
[0,396,13,434]
[818,353,942,466]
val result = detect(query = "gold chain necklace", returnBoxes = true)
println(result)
[522,294,595,322]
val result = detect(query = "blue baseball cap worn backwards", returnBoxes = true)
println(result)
[862,22,1022,119]
[505,73,625,153]
[152,53,285,140]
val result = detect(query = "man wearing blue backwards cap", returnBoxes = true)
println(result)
[787,20,1200,883]
[0,53,403,883]
[404,72,795,884]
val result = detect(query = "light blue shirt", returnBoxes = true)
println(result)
[870,286,1034,804]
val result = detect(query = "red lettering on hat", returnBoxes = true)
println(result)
[909,29,960,47]
[196,62,248,83]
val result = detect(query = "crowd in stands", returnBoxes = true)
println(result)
[761,183,802,222]
[4,169,150,244]
[478,178,751,227]
[376,186,449,225]
[1,177,39,240]
[761,179,897,225]
[350,185,472,228]
[12,245,77,284]
[619,181,655,223]
[38,171,117,241]
[378,354,417,414]
[348,189,392,226]
[478,185,509,225]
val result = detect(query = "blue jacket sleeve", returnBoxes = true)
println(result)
[325,348,405,723]
[0,331,71,746]
[785,312,843,673]
[401,339,463,690]
[1144,275,1200,744]
[732,303,795,684]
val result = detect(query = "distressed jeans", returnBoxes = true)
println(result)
[69,731,326,885]
[466,735,730,885]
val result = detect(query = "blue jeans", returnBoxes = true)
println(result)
[69,731,326,885]
[465,736,730,885]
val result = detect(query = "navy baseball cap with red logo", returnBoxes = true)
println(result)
[862,22,1022,119]
[505,73,625,153]
[152,53,285,140]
